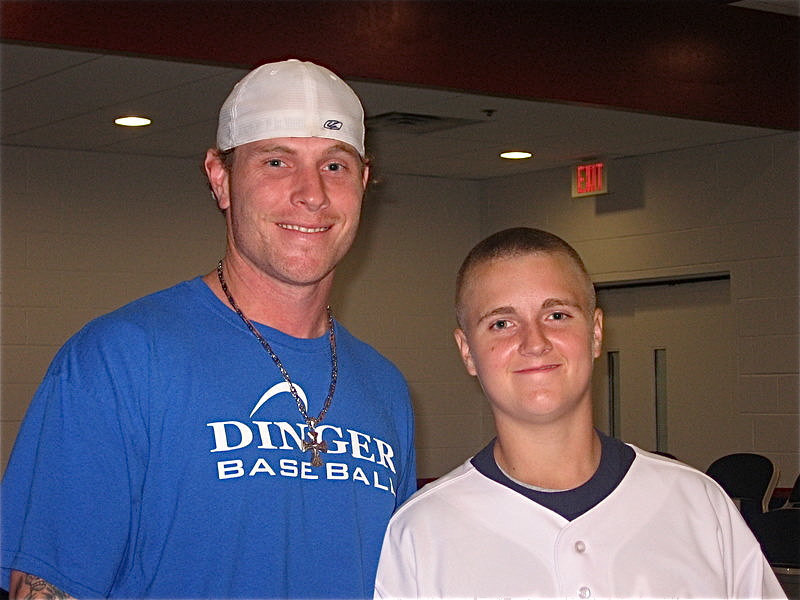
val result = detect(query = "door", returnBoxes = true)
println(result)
[591,277,747,471]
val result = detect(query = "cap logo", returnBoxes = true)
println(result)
[323,120,343,131]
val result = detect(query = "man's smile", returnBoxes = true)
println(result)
[277,223,331,233]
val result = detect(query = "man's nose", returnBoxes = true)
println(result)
[290,166,330,212]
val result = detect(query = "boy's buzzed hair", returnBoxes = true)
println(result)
[455,227,596,328]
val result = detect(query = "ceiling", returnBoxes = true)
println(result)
[728,0,799,15]
[2,41,792,181]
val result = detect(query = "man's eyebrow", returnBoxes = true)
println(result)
[250,143,295,156]
[249,142,360,160]
[324,142,361,160]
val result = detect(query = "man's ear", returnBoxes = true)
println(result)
[592,308,604,359]
[361,163,370,190]
[454,328,478,377]
[204,149,231,211]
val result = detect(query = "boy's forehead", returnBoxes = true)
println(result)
[462,252,589,305]
[468,251,575,280]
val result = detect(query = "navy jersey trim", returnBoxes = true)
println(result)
[470,430,635,521]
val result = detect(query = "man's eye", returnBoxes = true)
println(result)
[490,320,511,330]
[325,162,344,172]
[267,159,284,167]
[550,312,569,321]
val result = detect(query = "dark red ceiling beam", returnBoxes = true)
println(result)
[1,1,797,130]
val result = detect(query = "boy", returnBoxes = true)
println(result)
[375,227,783,599]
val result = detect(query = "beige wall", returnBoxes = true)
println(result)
[1,146,225,464]
[2,132,798,485]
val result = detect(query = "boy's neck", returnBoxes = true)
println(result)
[493,423,601,491]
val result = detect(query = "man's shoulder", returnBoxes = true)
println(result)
[88,277,205,325]
[335,323,404,376]
[61,278,208,354]
[105,277,204,319]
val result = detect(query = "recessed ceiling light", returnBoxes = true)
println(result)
[114,116,152,127]
[500,151,532,160]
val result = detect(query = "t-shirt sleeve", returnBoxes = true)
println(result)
[1,320,149,597]
[393,384,418,509]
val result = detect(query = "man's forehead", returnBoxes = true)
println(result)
[240,137,360,155]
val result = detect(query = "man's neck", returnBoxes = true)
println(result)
[203,258,334,339]
[493,419,601,491]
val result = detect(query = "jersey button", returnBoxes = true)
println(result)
[578,586,592,599]
[574,540,587,553]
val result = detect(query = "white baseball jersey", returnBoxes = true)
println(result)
[375,445,785,599]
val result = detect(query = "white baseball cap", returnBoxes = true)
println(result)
[216,59,365,157]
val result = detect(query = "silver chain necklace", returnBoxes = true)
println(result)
[217,260,337,467]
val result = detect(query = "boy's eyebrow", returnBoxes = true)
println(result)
[476,306,517,325]
[475,298,585,325]
[542,297,584,310]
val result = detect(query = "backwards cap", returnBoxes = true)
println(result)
[216,59,365,156]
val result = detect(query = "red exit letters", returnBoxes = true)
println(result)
[572,162,608,197]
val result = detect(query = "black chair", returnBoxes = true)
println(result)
[748,508,800,600]
[784,474,800,509]
[706,453,779,521]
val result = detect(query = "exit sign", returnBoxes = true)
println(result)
[572,161,608,197]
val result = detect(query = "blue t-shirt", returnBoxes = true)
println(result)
[2,278,417,598]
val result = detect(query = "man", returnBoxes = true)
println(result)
[374,227,784,599]
[2,59,417,599]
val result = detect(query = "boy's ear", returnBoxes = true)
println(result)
[454,328,478,376]
[592,308,604,359]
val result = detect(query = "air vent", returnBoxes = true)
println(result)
[365,112,483,134]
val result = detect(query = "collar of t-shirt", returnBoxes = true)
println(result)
[470,430,635,521]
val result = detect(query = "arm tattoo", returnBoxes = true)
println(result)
[13,574,73,600]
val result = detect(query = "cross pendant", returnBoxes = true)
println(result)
[302,430,328,467]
